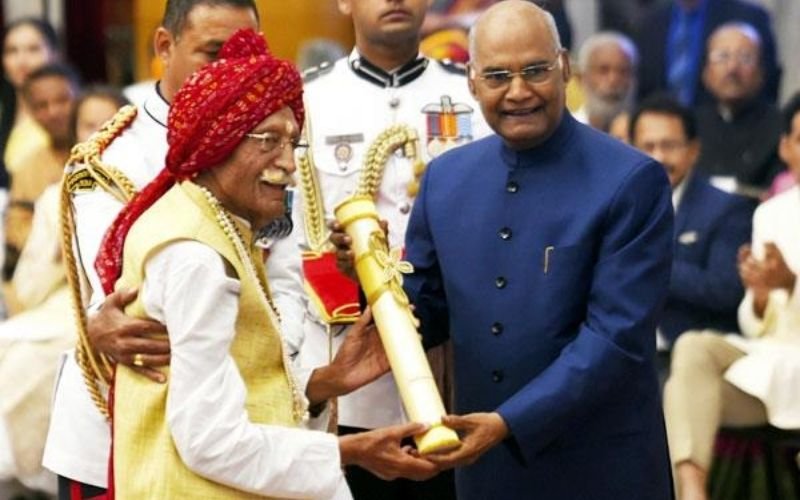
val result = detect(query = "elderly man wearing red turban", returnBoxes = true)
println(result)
[95,29,438,499]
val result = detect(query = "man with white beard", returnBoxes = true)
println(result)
[573,31,638,132]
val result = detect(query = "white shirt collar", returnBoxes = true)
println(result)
[142,81,169,129]
[672,172,690,210]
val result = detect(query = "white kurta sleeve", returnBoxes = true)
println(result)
[141,240,348,500]
[71,187,126,308]
[266,225,307,357]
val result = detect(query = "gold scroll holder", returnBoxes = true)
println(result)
[335,196,460,455]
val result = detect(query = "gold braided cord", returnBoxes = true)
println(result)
[296,100,329,252]
[298,123,426,252]
[60,178,111,418]
[297,152,328,252]
[355,124,425,198]
[60,104,139,418]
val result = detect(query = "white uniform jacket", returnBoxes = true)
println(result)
[294,50,491,429]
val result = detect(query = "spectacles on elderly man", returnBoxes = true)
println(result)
[245,131,309,154]
[475,50,564,90]
[707,50,758,68]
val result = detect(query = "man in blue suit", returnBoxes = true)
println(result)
[636,0,779,106]
[401,1,673,498]
[629,95,754,352]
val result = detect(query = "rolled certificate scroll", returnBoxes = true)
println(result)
[335,196,460,455]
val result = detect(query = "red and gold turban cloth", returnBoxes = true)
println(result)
[95,28,304,295]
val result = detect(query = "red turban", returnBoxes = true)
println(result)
[95,28,304,295]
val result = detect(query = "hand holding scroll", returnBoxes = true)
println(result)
[426,413,509,469]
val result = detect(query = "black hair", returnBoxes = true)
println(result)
[3,17,58,51]
[162,0,259,35]
[781,92,800,136]
[629,93,697,143]
[21,62,81,99]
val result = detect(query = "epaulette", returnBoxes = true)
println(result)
[437,59,467,76]
[302,61,335,84]
[65,104,138,203]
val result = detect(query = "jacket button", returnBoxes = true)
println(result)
[492,370,504,383]
[495,276,507,289]
[499,227,512,240]
[506,181,519,193]
[491,322,503,335]
[399,202,411,214]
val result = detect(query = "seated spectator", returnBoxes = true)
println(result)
[630,95,753,374]
[1,18,60,180]
[636,0,779,106]
[663,92,800,500]
[695,23,783,198]
[0,85,128,496]
[3,63,79,290]
[573,31,638,132]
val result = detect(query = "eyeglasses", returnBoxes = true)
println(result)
[476,51,563,90]
[707,50,759,68]
[245,131,309,155]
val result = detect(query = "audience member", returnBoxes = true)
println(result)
[573,31,638,132]
[3,63,79,290]
[70,85,128,143]
[0,85,127,498]
[663,91,800,500]
[629,95,753,359]
[636,0,779,106]
[694,22,783,196]
[1,19,59,179]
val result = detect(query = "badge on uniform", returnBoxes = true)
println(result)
[421,95,474,158]
[325,133,364,172]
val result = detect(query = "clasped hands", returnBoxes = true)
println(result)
[738,242,797,317]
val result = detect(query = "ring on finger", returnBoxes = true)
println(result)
[133,353,145,367]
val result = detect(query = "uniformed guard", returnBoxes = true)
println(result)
[293,1,490,498]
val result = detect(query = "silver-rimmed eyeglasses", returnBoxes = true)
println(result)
[245,131,309,155]
[476,50,564,90]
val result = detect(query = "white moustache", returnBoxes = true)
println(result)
[259,168,295,187]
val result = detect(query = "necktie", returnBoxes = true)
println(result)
[668,12,693,105]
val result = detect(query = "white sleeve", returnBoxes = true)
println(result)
[737,203,788,339]
[71,187,125,308]
[266,225,307,357]
[141,240,346,499]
